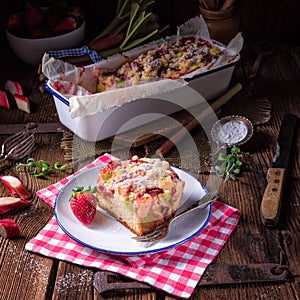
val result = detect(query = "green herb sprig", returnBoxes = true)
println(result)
[16,158,68,178]
[214,146,243,183]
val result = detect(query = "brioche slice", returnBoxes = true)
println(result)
[96,156,185,236]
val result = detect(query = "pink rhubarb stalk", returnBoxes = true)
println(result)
[0,196,31,214]
[0,175,31,200]
[0,219,21,238]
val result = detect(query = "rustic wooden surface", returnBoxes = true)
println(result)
[0,9,300,300]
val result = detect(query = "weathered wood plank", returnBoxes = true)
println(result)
[51,263,94,300]
[0,5,299,299]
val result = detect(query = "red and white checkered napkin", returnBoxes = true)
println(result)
[25,154,240,298]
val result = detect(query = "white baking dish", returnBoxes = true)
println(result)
[45,56,239,142]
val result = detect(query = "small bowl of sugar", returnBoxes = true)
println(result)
[211,115,253,147]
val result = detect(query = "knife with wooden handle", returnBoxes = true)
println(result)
[260,113,298,227]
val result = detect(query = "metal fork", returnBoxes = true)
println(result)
[132,191,219,243]
[0,129,35,163]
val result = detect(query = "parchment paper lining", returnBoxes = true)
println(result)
[42,16,243,119]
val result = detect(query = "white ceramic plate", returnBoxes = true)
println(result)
[54,165,212,255]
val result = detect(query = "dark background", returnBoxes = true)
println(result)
[1,0,300,44]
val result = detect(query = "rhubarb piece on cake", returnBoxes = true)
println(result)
[0,218,21,238]
[96,156,185,236]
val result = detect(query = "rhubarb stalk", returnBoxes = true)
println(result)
[0,175,31,200]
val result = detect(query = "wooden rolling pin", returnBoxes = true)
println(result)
[155,83,242,157]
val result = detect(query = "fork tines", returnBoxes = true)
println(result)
[132,223,169,243]
[1,129,29,157]
[10,133,35,160]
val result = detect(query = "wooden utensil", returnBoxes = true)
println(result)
[155,83,242,157]
[200,0,216,10]
[249,41,273,79]
[260,113,298,227]
[221,0,236,10]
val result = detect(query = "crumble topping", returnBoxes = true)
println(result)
[96,156,179,202]
[97,37,222,92]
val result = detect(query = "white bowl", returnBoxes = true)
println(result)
[6,21,85,66]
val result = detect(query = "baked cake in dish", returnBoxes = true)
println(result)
[95,156,185,236]
[97,37,222,92]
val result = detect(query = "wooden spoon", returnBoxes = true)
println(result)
[249,41,274,79]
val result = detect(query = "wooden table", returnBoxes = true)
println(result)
[0,38,299,300]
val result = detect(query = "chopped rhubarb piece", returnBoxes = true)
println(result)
[0,219,21,238]
[0,197,31,215]
[14,94,31,113]
[0,175,31,200]
[4,80,23,96]
[0,90,10,109]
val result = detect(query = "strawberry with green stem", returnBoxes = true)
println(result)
[69,186,97,225]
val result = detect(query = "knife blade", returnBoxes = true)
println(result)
[260,113,298,227]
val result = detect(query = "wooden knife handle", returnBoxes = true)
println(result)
[260,168,286,227]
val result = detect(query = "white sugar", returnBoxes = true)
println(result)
[55,270,93,295]
[217,120,248,145]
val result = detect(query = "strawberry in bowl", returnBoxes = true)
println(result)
[5,1,85,66]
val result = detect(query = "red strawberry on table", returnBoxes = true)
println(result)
[69,186,97,225]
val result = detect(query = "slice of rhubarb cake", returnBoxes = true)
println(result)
[96,156,185,236]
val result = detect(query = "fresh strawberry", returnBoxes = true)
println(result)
[0,90,10,109]
[7,14,24,35]
[28,27,53,39]
[14,94,31,113]
[23,7,44,30]
[53,16,77,33]
[4,80,23,96]
[0,175,31,200]
[49,0,69,13]
[69,186,97,225]
[44,8,64,30]
[0,219,21,238]
[0,197,31,215]
[67,6,83,21]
